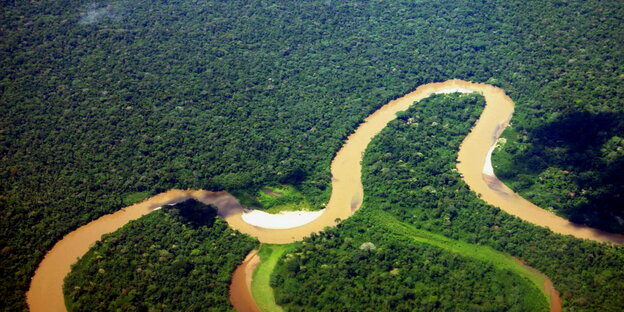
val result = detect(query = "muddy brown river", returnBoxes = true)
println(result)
[29,79,623,312]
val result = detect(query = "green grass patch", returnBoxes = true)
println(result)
[372,211,549,309]
[236,185,316,213]
[252,244,299,312]
[257,185,313,213]
[121,191,152,206]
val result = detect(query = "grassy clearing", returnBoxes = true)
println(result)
[121,191,152,206]
[372,211,549,308]
[251,244,298,312]
[257,185,312,213]
[236,185,315,214]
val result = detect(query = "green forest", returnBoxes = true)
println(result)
[1,0,623,311]
[273,225,547,312]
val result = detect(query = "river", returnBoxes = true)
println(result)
[30,79,624,312]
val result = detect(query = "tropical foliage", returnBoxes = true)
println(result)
[1,0,623,309]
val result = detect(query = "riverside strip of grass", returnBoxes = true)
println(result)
[372,211,549,308]
[252,244,299,312]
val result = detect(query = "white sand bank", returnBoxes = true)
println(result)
[241,209,325,229]
[483,145,496,176]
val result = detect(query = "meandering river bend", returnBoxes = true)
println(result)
[28,79,623,312]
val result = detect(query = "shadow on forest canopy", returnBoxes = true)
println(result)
[502,111,624,232]
[164,199,217,228]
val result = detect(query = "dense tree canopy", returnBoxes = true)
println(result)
[1,0,623,310]
[273,223,547,312]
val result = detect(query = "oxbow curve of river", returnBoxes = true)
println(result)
[28,79,624,312]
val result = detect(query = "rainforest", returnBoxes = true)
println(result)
[1,0,623,311]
